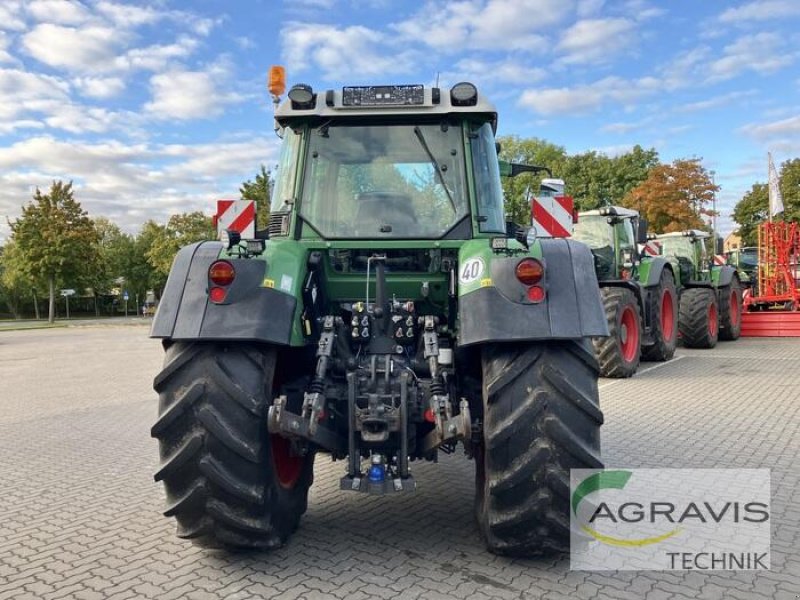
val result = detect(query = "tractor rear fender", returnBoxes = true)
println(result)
[638,257,674,288]
[457,238,608,346]
[712,265,737,288]
[151,241,297,344]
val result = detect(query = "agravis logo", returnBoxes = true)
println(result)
[570,469,772,571]
[572,470,681,547]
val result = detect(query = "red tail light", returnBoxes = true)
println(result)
[209,260,235,286]
[209,286,227,303]
[515,258,544,285]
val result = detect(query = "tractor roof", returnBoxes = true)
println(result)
[655,230,711,239]
[579,206,639,218]
[274,83,498,130]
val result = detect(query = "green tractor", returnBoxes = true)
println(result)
[571,207,678,378]
[725,246,757,291]
[653,230,743,347]
[150,78,608,555]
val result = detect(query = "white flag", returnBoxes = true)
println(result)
[768,152,784,216]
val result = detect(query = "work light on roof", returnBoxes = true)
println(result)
[450,82,477,106]
[288,83,314,109]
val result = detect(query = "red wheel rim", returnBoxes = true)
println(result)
[730,290,740,327]
[270,435,303,489]
[708,302,718,337]
[619,306,639,363]
[661,289,675,342]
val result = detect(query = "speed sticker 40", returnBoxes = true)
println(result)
[459,258,485,284]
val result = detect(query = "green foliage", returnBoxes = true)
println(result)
[240,165,273,229]
[0,242,35,318]
[9,181,100,322]
[145,212,214,286]
[732,183,768,246]
[732,157,800,246]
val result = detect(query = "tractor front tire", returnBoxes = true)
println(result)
[641,270,679,362]
[151,342,314,550]
[679,288,719,348]
[593,287,642,378]
[718,279,743,341]
[476,341,603,555]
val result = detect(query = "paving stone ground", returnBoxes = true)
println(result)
[0,326,798,599]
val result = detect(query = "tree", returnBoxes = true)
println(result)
[145,212,214,291]
[9,181,99,323]
[240,165,273,230]
[732,157,800,246]
[0,242,33,318]
[732,183,768,247]
[622,158,718,233]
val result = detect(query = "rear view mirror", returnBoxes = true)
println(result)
[636,218,648,244]
[715,237,724,255]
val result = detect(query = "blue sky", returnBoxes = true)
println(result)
[1,0,799,242]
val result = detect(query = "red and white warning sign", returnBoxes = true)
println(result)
[531,178,574,238]
[640,240,662,257]
[213,199,256,239]
[713,254,727,266]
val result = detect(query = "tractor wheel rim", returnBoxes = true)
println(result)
[730,290,740,327]
[708,303,718,337]
[620,306,639,363]
[270,434,303,489]
[661,289,675,342]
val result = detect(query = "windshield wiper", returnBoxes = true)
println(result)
[413,126,457,213]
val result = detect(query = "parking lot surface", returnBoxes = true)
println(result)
[0,326,798,599]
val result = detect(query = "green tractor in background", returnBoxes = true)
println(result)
[150,76,608,555]
[572,207,678,378]
[725,246,757,292]
[653,231,743,347]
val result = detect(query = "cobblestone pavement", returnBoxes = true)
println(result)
[0,326,798,599]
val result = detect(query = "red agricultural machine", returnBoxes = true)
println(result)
[741,221,800,336]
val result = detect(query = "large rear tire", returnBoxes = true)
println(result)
[151,342,314,550]
[593,287,641,378]
[641,270,678,361]
[718,279,743,341]
[679,288,719,348]
[476,341,603,555]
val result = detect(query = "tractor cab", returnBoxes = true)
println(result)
[653,230,712,285]
[572,206,643,280]
[268,82,507,244]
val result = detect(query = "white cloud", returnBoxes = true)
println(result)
[94,1,166,27]
[719,0,800,23]
[740,115,800,139]
[119,36,200,71]
[659,46,712,90]
[577,0,605,17]
[22,23,123,72]
[74,76,125,99]
[0,1,26,31]
[0,135,280,240]
[708,33,795,81]
[556,18,637,65]
[282,23,416,80]
[144,69,242,120]
[0,32,17,64]
[600,119,650,134]
[0,68,70,122]
[448,58,546,85]
[392,0,568,53]
[519,76,659,115]
[26,0,91,25]
[676,90,758,113]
